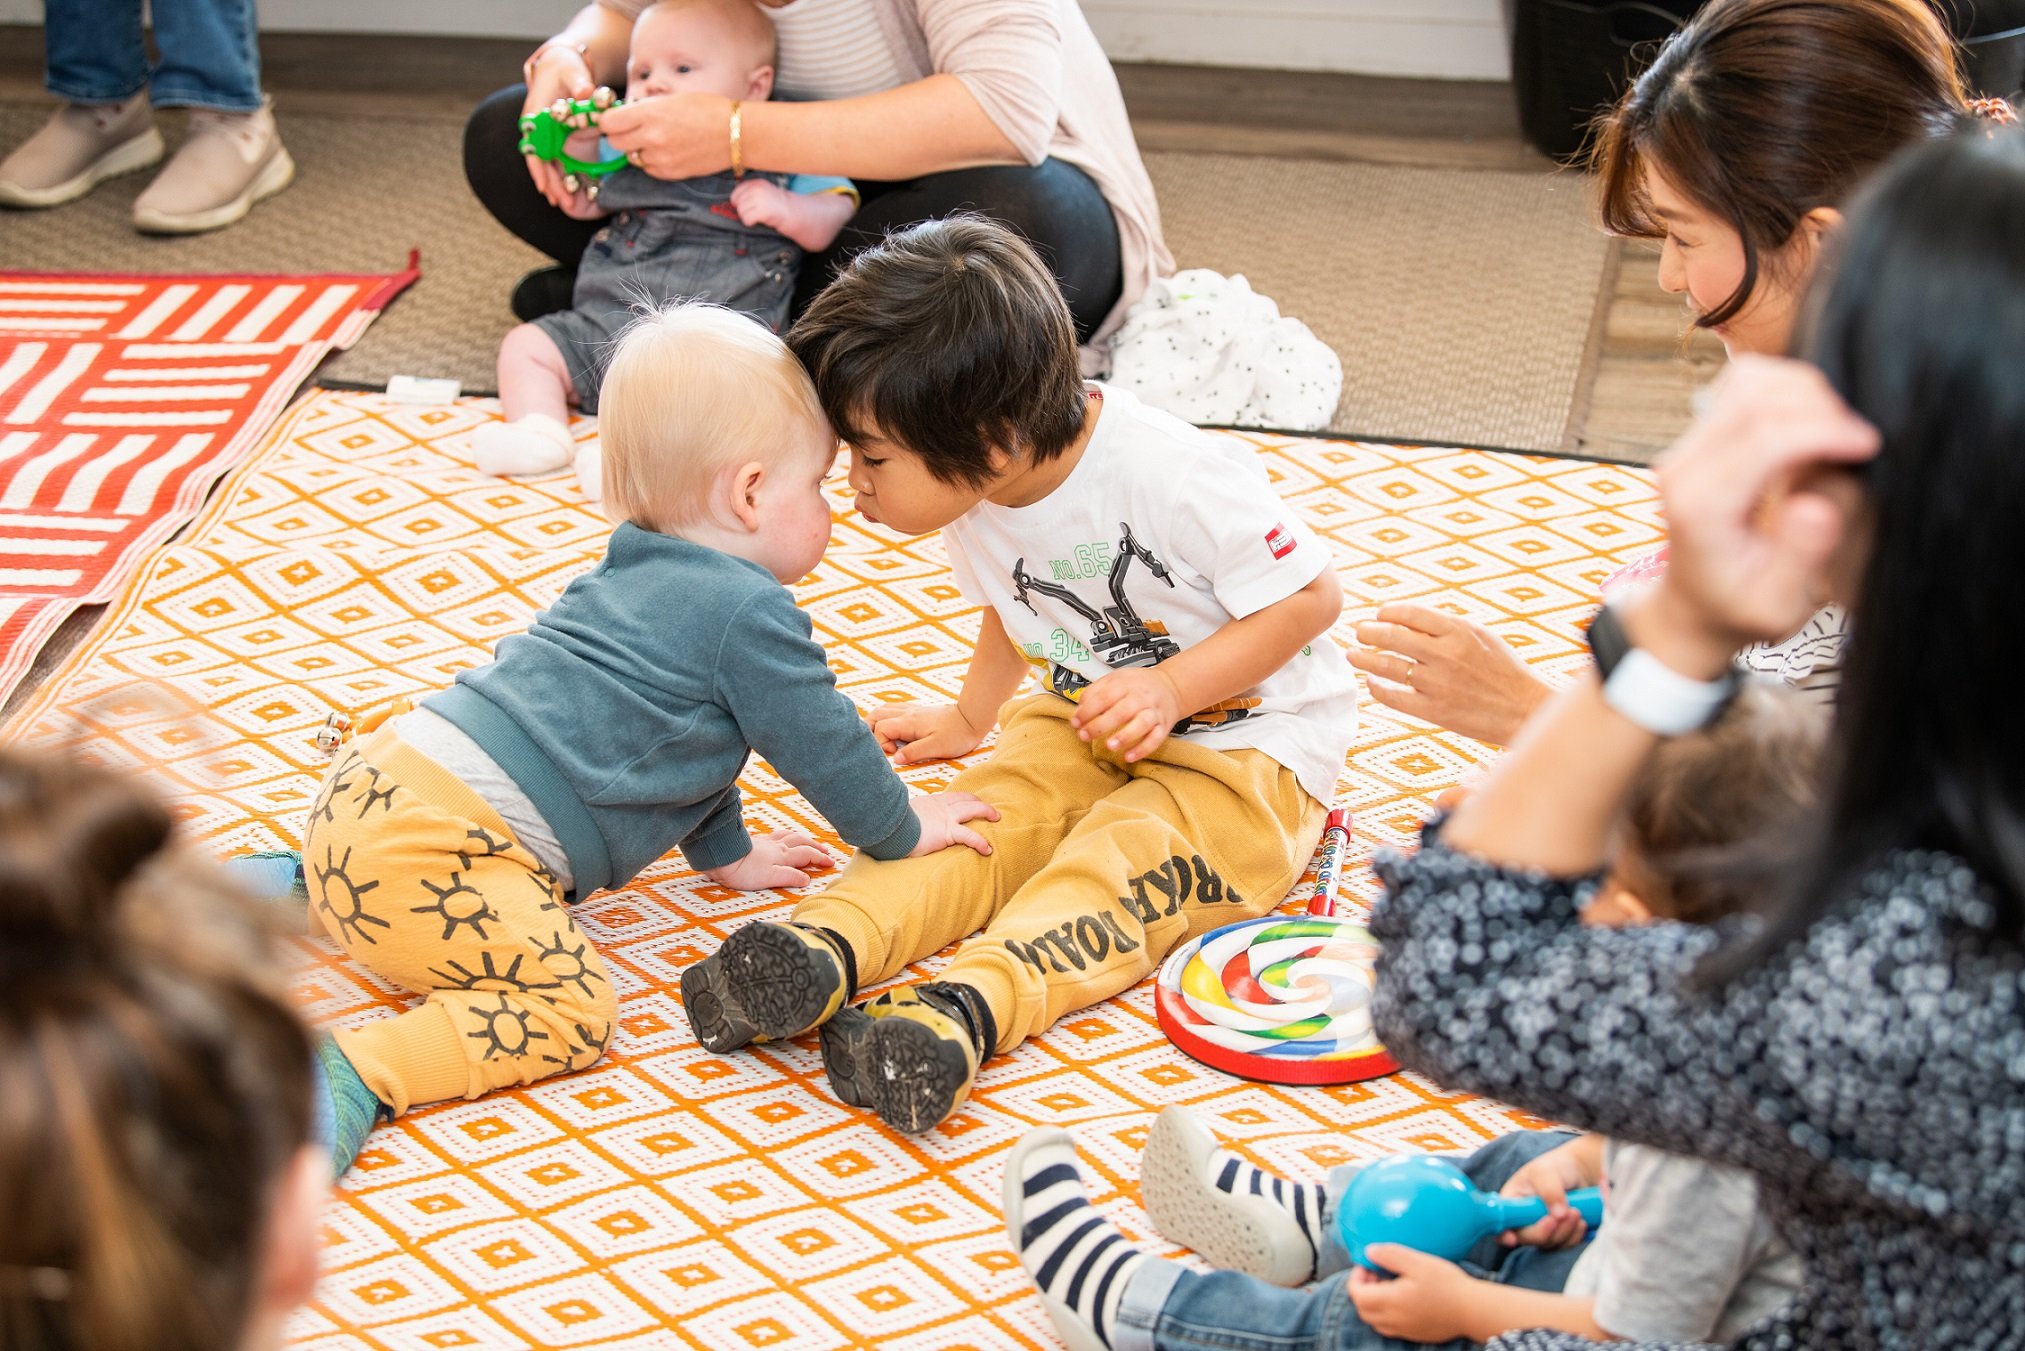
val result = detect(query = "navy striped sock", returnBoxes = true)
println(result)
[1010,1133,1152,1349]
[1212,1151,1332,1261]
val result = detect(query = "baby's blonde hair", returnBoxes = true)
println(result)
[599,304,833,533]
[636,0,779,71]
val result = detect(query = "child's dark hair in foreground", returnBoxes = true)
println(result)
[1004,682,1824,1351]
[0,751,325,1351]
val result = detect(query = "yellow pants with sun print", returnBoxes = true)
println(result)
[302,724,617,1115]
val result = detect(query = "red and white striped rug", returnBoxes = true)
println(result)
[0,258,418,706]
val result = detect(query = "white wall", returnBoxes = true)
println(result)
[1085,0,1509,79]
[0,0,1512,81]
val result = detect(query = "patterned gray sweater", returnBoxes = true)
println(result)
[1370,835,2024,1350]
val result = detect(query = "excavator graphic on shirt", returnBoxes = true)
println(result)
[1011,521,1259,734]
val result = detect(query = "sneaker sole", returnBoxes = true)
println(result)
[1139,1106,1316,1287]
[133,144,294,235]
[0,125,165,209]
[680,923,841,1053]
[819,1008,972,1134]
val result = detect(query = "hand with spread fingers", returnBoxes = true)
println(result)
[1348,603,1551,746]
[703,828,835,890]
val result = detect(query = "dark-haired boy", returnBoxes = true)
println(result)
[680,219,1358,1133]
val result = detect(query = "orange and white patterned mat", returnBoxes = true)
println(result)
[4,390,1662,1350]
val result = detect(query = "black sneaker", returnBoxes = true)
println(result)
[820,981,996,1133]
[680,922,851,1053]
[510,265,578,321]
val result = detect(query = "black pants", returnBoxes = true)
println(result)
[464,86,1124,341]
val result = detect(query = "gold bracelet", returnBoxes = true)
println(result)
[729,99,744,178]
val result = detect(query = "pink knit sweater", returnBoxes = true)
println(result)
[600,0,1174,358]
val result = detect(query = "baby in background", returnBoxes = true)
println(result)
[294,304,995,1177]
[477,0,857,498]
[1005,680,1821,1351]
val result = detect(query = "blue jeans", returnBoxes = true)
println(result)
[44,0,262,111]
[1116,1131,1590,1351]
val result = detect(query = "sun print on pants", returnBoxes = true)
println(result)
[412,870,500,941]
[314,843,391,946]
[464,992,552,1060]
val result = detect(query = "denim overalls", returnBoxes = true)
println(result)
[533,167,800,413]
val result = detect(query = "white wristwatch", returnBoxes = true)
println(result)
[1586,603,1739,735]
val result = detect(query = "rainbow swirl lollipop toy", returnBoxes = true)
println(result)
[1154,808,1398,1085]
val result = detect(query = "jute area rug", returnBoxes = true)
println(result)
[5,389,1660,1349]
[1,102,1612,456]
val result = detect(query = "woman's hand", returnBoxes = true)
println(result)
[1349,604,1552,745]
[598,94,735,181]
[869,703,989,765]
[702,828,835,890]
[1642,356,1880,677]
[522,43,599,209]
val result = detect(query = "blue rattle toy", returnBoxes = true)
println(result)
[1337,1154,1605,1271]
[517,88,629,196]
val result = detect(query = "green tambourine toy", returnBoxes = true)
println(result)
[517,87,629,194]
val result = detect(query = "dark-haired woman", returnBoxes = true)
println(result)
[1350,0,2013,745]
[1374,127,2025,1348]
[0,751,325,1349]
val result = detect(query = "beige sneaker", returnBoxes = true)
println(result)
[132,98,294,235]
[0,96,164,209]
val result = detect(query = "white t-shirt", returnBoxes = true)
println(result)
[1563,1139,1804,1343]
[941,384,1358,803]
[763,0,908,102]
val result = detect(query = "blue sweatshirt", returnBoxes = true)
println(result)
[423,524,920,896]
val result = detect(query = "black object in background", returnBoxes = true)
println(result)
[1503,0,1706,164]
[1504,0,2025,165]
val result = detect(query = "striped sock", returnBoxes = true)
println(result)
[1211,1151,1332,1262]
[1007,1129,1163,1349]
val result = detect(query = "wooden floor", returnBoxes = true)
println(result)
[0,29,1705,468]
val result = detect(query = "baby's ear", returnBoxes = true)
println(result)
[725,459,768,531]
[748,65,775,101]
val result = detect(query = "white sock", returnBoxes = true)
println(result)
[1006,1128,1165,1350]
[572,438,603,503]
[473,414,574,477]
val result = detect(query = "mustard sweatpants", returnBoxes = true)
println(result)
[792,695,1327,1055]
[303,726,617,1114]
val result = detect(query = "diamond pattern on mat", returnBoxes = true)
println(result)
[2,393,1660,1348]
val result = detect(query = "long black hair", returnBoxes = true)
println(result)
[1717,127,2025,976]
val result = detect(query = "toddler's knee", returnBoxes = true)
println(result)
[500,322,565,371]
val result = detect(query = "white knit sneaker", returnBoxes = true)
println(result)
[132,97,294,234]
[0,96,164,208]
[1139,1105,1325,1287]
